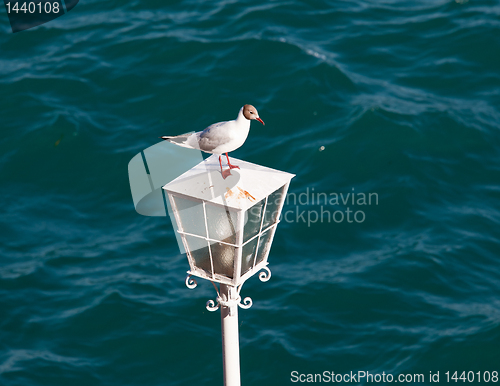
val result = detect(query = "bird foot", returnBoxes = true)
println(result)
[228,164,240,170]
[221,169,232,179]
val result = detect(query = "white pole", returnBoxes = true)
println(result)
[220,283,241,386]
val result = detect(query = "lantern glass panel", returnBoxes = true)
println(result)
[173,196,205,237]
[262,186,285,229]
[205,205,238,244]
[185,235,212,275]
[240,237,258,276]
[255,228,273,266]
[210,241,236,279]
[243,198,265,242]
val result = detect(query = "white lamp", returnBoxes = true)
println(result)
[163,154,294,386]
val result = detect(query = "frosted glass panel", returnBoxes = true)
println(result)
[243,199,265,242]
[262,186,285,229]
[174,196,205,237]
[210,242,236,279]
[185,235,212,275]
[240,237,258,276]
[206,205,237,244]
[255,228,274,266]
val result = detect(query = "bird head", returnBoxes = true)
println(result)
[243,104,265,125]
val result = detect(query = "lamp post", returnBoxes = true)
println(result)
[163,154,294,386]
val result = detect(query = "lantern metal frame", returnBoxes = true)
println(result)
[166,190,285,288]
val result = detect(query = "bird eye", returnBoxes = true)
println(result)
[250,111,254,114]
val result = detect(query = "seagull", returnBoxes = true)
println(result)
[160,104,264,179]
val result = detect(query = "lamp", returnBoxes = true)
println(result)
[163,154,294,386]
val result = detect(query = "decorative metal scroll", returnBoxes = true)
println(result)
[185,274,261,312]
[258,265,272,282]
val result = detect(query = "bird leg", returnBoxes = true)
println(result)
[219,155,232,179]
[225,153,240,170]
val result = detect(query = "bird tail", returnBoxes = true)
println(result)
[159,133,196,149]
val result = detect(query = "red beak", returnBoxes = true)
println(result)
[256,117,265,125]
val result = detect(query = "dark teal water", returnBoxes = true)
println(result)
[1,0,500,385]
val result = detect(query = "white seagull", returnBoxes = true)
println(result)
[160,104,264,179]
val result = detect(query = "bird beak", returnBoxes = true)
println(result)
[256,117,265,125]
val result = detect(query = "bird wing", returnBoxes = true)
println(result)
[196,121,231,153]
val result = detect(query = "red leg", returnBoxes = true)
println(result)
[225,153,239,170]
[219,155,231,179]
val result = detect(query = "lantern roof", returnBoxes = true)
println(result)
[163,155,295,211]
